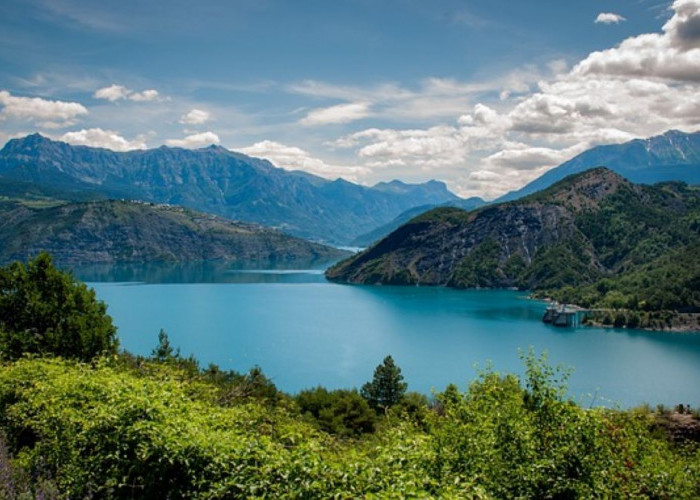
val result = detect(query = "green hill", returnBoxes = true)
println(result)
[0,199,347,265]
[327,168,700,324]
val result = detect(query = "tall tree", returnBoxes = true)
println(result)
[361,355,407,413]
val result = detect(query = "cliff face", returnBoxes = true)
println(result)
[0,200,348,265]
[326,168,699,291]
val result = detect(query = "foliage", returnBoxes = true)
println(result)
[1,354,698,498]
[0,354,697,498]
[551,243,700,327]
[0,253,117,361]
[361,355,408,413]
[296,387,376,437]
[0,433,60,500]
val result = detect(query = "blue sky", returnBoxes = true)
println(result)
[1,0,699,198]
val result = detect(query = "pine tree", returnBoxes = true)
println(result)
[361,355,407,413]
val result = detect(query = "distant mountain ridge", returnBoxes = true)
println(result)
[326,168,700,310]
[350,196,486,247]
[0,199,348,265]
[497,130,700,202]
[0,134,460,245]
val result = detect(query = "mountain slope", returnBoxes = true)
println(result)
[0,134,460,244]
[326,168,700,300]
[0,199,348,265]
[350,196,486,247]
[497,130,700,202]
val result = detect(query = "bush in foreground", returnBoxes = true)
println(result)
[0,354,698,498]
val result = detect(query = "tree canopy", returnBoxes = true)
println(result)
[0,253,118,361]
[361,355,407,413]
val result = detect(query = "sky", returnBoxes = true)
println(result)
[0,0,699,199]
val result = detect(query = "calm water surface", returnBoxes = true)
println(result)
[77,261,700,408]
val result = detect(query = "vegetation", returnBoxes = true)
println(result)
[0,253,117,361]
[0,198,347,266]
[0,255,698,497]
[328,170,700,328]
[296,387,376,437]
[0,352,698,498]
[548,243,700,328]
[360,355,408,414]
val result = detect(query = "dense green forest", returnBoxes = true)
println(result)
[0,255,699,498]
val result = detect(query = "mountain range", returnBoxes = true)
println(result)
[0,134,459,245]
[1,130,698,251]
[497,130,700,202]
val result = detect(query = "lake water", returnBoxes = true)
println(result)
[77,261,700,408]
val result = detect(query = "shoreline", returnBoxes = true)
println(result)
[534,295,700,333]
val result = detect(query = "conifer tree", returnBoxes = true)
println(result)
[361,355,407,413]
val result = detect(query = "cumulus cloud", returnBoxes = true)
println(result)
[300,102,371,126]
[665,0,700,49]
[576,0,700,81]
[482,143,587,171]
[179,109,211,125]
[331,0,700,199]
[0,90,87,127]
[128,89,159,102]
[236,140,370,181]
[165,131,220,148]
[59,128,147,151]
[93,84,129,102]
[94,84,161,102]
[595,13,627,24]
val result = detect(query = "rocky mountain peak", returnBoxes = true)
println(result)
[529,167,630,211]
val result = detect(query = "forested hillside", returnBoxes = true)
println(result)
[327,168,700,328]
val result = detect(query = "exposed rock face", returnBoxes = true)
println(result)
[0,200,349,265]
[326,168,698,291]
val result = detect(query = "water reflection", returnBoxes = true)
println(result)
[71,258,335,284]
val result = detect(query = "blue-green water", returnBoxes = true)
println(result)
[79,262,700,408]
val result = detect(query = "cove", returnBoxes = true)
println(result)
[77,261,700,408]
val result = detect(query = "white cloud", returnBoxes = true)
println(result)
[595,13,627,24]
[300,102,370,126]
[482,143,587,171]
[179,108,211,125]
[94,84,162,102]
[236,140,370,181]
[353,125,465,168]
[0,90,87,127]
[94,84,130,102]
[665,0,700,50]
[59,128,147,151]
[288,65,553,123]
[330,0,700,199]
[165,131,220,148]
[129,89,159,102]
[577,0,700,82]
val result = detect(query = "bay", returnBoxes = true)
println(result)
[78,261,700,408]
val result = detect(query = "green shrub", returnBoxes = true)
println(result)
[296,387,376,437]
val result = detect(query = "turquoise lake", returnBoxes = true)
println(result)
[78,261,700,408]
